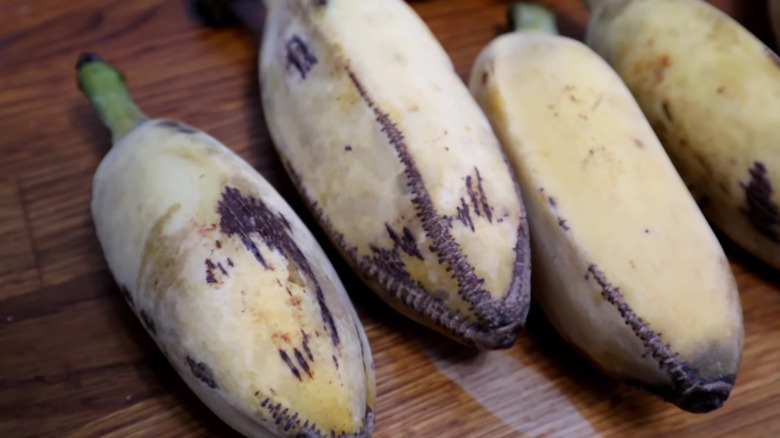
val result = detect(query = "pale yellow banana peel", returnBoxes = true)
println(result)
[78,53,375,438]
[468,3,744,413]
[585,0,780,271]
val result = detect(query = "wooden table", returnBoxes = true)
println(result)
[2,0,779,436]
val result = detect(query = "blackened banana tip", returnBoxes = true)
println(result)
[76,52,103,70]
[676,378,735,414]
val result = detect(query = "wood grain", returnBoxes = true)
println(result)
[1,0,779,437]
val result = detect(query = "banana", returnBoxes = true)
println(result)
[196,0,533,349]
[468,4,743,413]
[77,53,375,438]
[584,0,780,270]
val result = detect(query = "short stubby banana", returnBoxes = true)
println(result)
[77,53,375,438]
[585,0,780,270]
[468,4,744,413]
[251,0,531,348]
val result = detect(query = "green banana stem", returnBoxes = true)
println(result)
[509,3,560,35]
[76,53,147,142]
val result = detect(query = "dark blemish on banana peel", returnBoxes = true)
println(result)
[386,224,423,259]
[205,259,217,284]
[741,161,780,243]
[286,35,317,79]
[218,187,340,346]
[186,355,217,388]
[301,330,314,361]
[466,167,492,223]
[294,348,313,377]
[279,349,302,381]
[456,198,474,231]
[139,309,157,335]
[662,101,673,122]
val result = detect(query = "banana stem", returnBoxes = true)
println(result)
[76,53,147,142]
[509,3,559,35]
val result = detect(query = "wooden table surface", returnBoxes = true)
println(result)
[2,0,779,436]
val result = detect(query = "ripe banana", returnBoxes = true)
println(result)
[584,0,780,270]
[468,4,744,413]
[198,0,533,349]
[78,53,375,438]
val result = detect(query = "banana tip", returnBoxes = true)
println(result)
[76,52,103,70]
[676,378,735,414]
[466,321,524,350]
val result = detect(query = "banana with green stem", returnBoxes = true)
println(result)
[78,53,375,438]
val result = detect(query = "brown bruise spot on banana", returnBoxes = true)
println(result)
[185,355,217,389]
[260,397,374,437]
[740,161,780,243]
[272,330,321,381]
[585,265,734,413]
[205,258,230,286]
[294,348,313,378]
[558,218,570,231]
[217,186,340,346]
[204,258,217,284]
[654,55,671,83]
[156,120,198,134]
[466,167,493,223]
[279,349,302,381]
[286,35,318,79]
[139,309,157,335]
[345,145,353,152]
[661,101,673,123]
[455,197,474,231]
[120,285,134,308]
[385,224,423,259]
[301,329,314,361]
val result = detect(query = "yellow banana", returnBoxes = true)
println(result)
[198,0,533,349]
[78,53,375,438]
[585,0,780,270]
[468,4,743,413]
